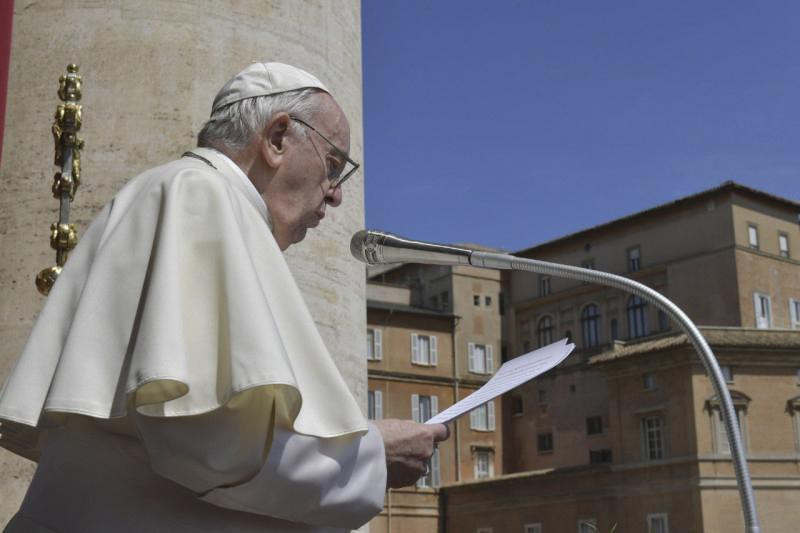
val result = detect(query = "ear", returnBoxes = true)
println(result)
[260,112,291,168]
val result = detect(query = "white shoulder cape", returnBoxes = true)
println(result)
[0,148,367,459]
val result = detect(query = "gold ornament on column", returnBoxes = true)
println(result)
[36,64,84,296]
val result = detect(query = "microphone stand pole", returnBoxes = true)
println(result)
[467,250,760,533]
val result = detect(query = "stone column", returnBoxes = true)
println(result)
[0,0,366,526]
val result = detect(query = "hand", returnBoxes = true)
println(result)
[373,419,449,489]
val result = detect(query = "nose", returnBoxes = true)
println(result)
[325,183,343,207]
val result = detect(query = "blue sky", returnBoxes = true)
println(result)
[361,1,800,252]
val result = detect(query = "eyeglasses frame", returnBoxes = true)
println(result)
[289,115,360,188]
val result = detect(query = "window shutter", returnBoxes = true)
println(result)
[375,329,383,360]
[431,395,439,417]
[486,345,494,374]
[430,335,438,366]
[468,342,476,372]
[470,407,478,430]
[411,333,419,363]
[375,390,383,420]
[488,401,496,430]
[432,449,441,487]
[411,394,420,423]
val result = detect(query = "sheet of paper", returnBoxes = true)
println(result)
[425,338,575,425]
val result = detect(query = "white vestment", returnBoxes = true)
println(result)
[0,148,386,532]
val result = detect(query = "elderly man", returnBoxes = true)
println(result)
[0,62,448,532]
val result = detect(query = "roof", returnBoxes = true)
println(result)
[590,327,800,364]
[366,299,456,318]
[515,181,800,257]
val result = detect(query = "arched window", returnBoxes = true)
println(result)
[706,391,750,455]
[537,316,553,347]
[627,295,648,339]
[581,304,601,348]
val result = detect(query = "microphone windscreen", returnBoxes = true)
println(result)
[350,229,370,263]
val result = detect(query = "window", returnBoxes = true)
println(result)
[537,432,553,453]
[470,401,496,431]
[748,224,759,249]
[578,518,597,533]
[628,246,641,272]
[581,304,601,348]
[411,333,438,365]
[538,389,548,404]
[474,450,493,479]
[430,295,439,309]
[642,416,664,460]
[789,396,800,452]
[474,294,480,306]
[468,343,494,374]
[418,448,440,488]
[366,328,382,360]
[485,295,492,307]
[658,310,670,332]
[539,276,551,297]
[441,291,450,311]
[367,390,382,420]
[524,524,542,533]
[586,416,603,435]
[413,394,441,488]
[412,394,438,423]
[753,292,772,329]
[720,365,733,383]
[627,295,649,339]
[708,392,749,455]
[779,233,790,258]
[647,513,669,533]
[537,316,554,347]
[510,395,523,416]
[589,449,612,464]
[790,298,800,329]
[643,373,656,390]
[610,318,619,341]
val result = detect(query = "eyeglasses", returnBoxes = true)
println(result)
[289,115,360,188]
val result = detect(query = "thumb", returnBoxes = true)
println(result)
[430,423,450,442]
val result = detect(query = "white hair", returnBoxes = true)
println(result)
[197,88,321,152]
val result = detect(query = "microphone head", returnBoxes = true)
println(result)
[350,229,388,265]
[350,229,370,263]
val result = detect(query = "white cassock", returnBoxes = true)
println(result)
[0,148,386,532]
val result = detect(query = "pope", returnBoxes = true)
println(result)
[0,62,449,532]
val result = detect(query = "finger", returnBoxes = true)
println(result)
[430,423,449,442]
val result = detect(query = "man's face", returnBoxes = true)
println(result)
[266,94,350,250]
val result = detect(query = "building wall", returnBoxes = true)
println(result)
[0,1,365,527]
[442,463,702,533]
[444,333,800,533]
[507,365,611,472]
[734,248,800,329]
[508,190,736,306]
[367,309,454,378]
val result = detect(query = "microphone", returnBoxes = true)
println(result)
[350,229,473,266]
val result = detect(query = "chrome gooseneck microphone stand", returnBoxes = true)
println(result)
[352,230,760,533]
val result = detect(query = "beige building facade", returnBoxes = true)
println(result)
[443,328,800,533]
[443,182,800,532]
[366,262,503,533]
